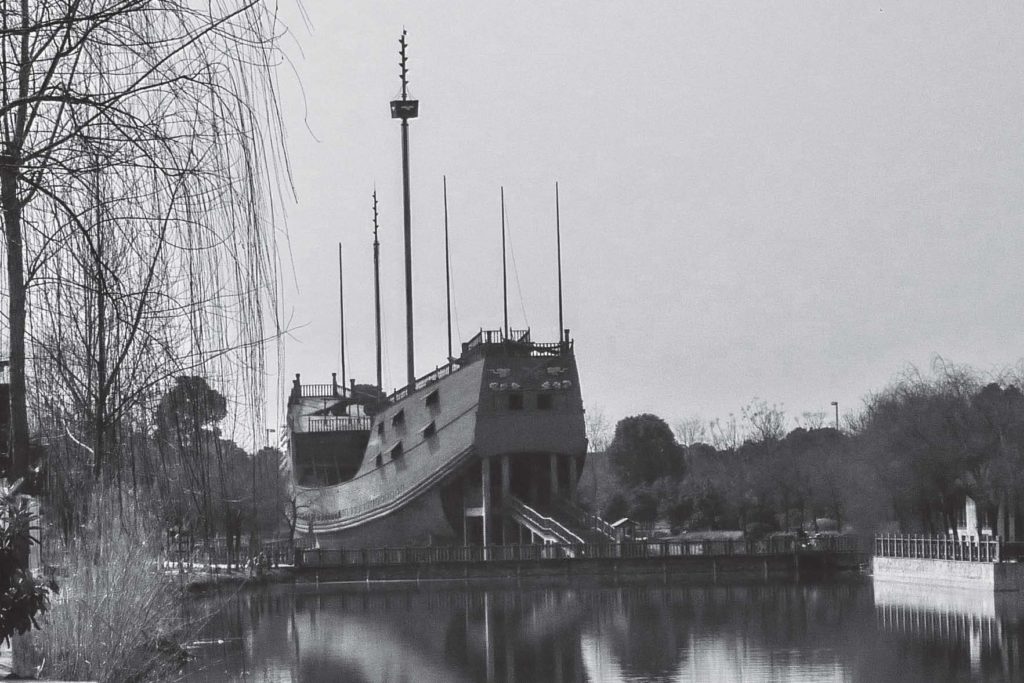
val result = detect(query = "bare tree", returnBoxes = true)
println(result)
[794,411,827,430]
[708,413,742,451]
[742,398,786,443]
[674,415,707,447]
[585,405,611,453]
[0,0,287,485]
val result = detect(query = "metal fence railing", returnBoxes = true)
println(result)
[296,536,860,569]
[874,534,1001,563]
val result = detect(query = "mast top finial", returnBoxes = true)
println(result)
[372,189,379,242]
[399,29,409,101]
[391,30,419,119]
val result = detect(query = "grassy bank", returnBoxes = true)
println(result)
[37,491,194,682]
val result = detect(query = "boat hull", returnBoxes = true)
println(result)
[289,336,586,549]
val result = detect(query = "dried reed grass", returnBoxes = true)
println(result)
[38,489,193,682]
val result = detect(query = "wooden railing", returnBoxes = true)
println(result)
[303,415,372,433]
[386,360,464,404]
[464,328,568,356]
[874,534,1001,562]
[295,536,859,568]
[299,383,337,398]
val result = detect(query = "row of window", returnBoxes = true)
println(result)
[374,441,404,468]
[376,388,440,440]
[373,415,440,470]
[503,392,558,411]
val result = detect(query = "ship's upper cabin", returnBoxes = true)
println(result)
[288,328,575,412]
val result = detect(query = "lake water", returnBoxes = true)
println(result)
[185,577,1024,682]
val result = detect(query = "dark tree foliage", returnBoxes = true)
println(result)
[603,494,629,522]
[591,366,1024,537]
[860,371,1024,534]
[155,376,228,442]
[0,481,55,644]
[607,414,685,487]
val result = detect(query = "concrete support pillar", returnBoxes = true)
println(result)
[568,455,578,504]
[482,458,492,552]
[528,458,539,504]
[462,471,471,544]
[1011,496,1018,541]
[501,455,511,545]
[549,453,559,500]
[501,455,510,497]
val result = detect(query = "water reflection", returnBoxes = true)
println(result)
[873,580,1024,681]
[186,579,1024,682]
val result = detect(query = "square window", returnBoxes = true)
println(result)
[377,422,384,437]
[392,410,405,427]
[537,394,553,410]
[391,442,404,459]
[375,454,383,468]
[508,393,524,410]
[421,421,436,438]
[425,390,439,407]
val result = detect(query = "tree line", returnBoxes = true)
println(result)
[582,361,1024,538]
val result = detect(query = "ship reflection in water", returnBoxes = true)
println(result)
[187,580,1024,682]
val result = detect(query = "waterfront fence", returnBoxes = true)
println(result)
[874,534,1001,562]
[165,532,307,571]
[296,535,860,569]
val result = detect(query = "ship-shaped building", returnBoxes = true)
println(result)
[287,34,608,550]
[288,329,591,548]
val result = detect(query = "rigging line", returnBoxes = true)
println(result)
[503,203,530,330]
[443,177,462,348]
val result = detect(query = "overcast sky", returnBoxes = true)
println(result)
[269,2,1024,433]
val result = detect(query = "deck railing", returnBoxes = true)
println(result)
[386,360,464,404]
[508,328,531,343]
[303,416,373,433]
[296,536,859,568]
[298,383,337,398]
[874,534,1001,562]
[464,328,568,355]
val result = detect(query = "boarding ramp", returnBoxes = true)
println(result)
[506,497,585,548]
[549,498,619,542]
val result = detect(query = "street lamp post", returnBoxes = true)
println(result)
[830,402,839,431]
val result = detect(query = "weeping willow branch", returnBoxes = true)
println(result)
[0,0,290,507]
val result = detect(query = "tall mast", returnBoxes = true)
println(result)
[555,182,564,340]
[390,29,419,388]
[373,191,383,394]
[443,176,452,361]
[338,243,347,389]
[501,186,508,338]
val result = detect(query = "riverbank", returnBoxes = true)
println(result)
[170,565,295,593]
[180,550,866,593]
